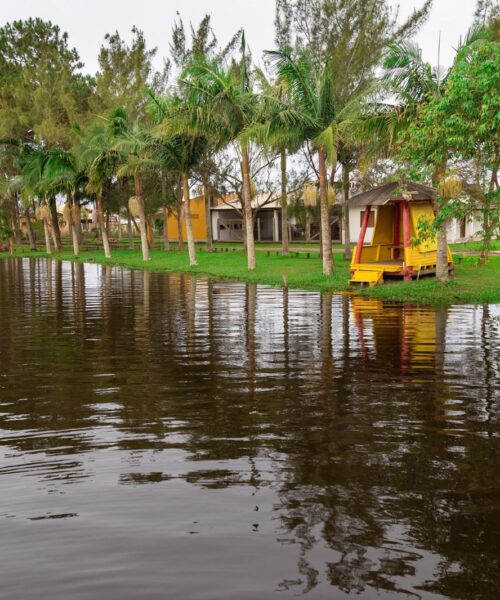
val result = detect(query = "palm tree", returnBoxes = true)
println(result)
[43,148,84,257]
[156,133,206,266]
[111,114,156,262]
[265,49,338,276]
[19,147,59,253]
[76,114,124,260]
[179,37,260,270]
[148,92,207,263]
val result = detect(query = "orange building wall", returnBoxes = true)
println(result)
[167,196,207,242]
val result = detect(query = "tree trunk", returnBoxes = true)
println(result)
[305,215,311,241]
[24,204,37,251]
[96,194,111,259]
[67,193,80,257]
[436,226,449,282]
[74,198,83,244]
[146,217,154,250]
[161,173,170,251]
[41,201,52,254]
[182,172,198,266]
[280,147,289,256]
[176,202,185,251]
[203,168,213,251]
[342,162,352,260]
[433,161,449,283]
[480,160,498,264]
[43,217,52,254]
[49,198,63,250]
[241,143,256,270]
[118,212,122,241]
[134,174,150,261]
[163,207,170,251]
[127,209,134,249]
[318,147,333,276]
[12,197,21,245]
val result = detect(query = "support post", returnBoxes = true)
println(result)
[402,200,411,281]
[393,202,400,259]
[354,205,371,264]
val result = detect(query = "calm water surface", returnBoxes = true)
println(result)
[1,257,499,599]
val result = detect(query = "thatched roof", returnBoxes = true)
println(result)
[347,181,437,207]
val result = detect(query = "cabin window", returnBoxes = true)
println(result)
[360,210,375,227]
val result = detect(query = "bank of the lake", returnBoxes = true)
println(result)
[2,247,499,305]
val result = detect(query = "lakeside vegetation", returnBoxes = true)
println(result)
[3,246,499,305]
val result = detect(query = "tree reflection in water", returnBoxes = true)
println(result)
[0,257,499,599]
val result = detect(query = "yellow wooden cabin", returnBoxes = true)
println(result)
[348,182,453,287]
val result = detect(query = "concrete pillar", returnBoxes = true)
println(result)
[273,210,279,242]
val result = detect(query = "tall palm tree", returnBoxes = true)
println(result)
[148,92,207,265]
[43,148,84,257]
[179,37,260,270]
[265,49,338,276]
[111,115,157,262]
[76,113,125,260]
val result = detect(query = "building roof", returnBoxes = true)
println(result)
[211,192,282,211]
[347,181,437,207]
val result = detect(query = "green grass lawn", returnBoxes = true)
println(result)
[2,246,499,305]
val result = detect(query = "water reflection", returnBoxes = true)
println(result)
[0,257,499,599]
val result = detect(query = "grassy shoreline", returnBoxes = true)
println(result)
[2,247,499,305]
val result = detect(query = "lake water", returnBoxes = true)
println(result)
[1,257,499,599]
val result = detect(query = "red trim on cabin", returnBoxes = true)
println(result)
[355,204,372,264]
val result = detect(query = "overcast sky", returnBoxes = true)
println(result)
[1,0,477,74]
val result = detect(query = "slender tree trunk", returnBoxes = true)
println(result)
[96,195,111,259]
[305,215,311,241]
[134,174,150,261]
[49,198,63,250]
[161,173,170,251]
[433,161,449,283]
[203,168,213,251]
[48,206,59,250]
[42,201,52,255]
[163,207,170,251]
[436,227,449,282]
[127,208,134,249]
[176,201,185,251]
[73,198,83,244]
[146,217,154,250]
[24,204,36,251]
[182,172,198,266]
[342,162,352,260]
[12,197,21,245]
[241,143,256,270]
[318,147,333,276]
[280,147,289,256]
[67,193,80,257]
[118,212,122,241]
[480,159,498,264]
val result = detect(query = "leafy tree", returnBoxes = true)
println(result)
[0,18,91,147]
[418,40,500,263]
[265,49,339,275]
[94,26,169,121]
